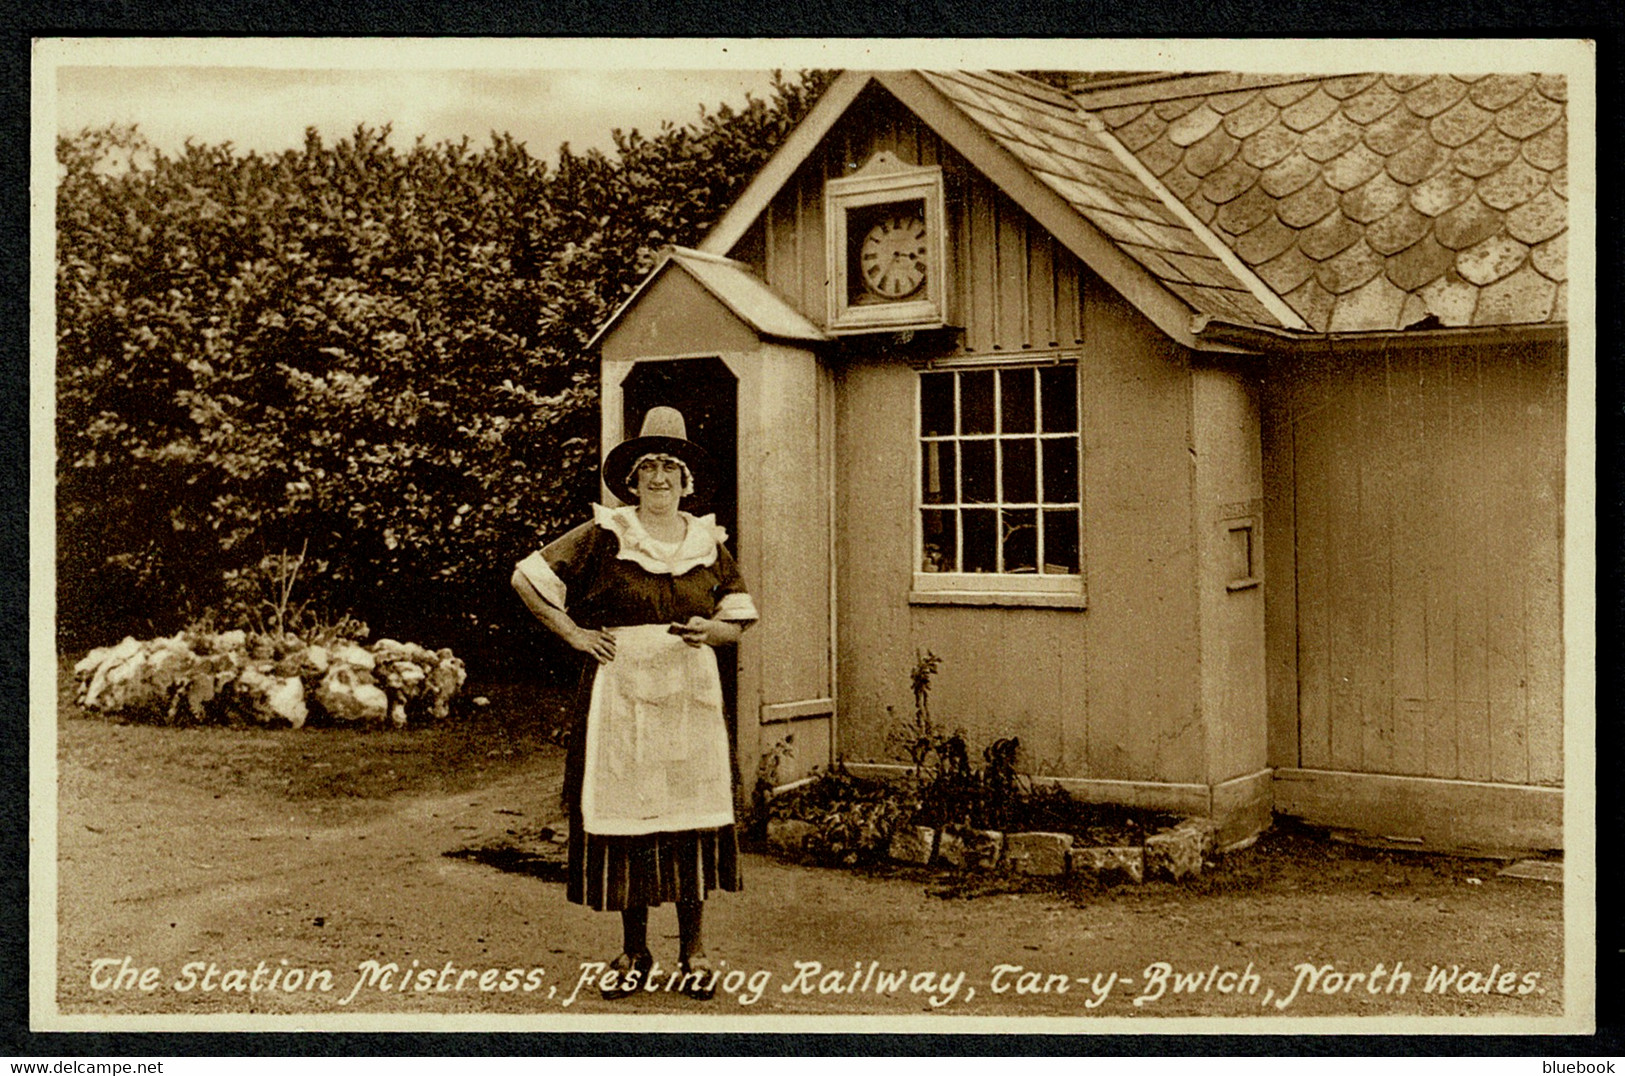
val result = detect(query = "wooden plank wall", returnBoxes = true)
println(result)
[1265,341,1565,787]
[748,87,1085,355]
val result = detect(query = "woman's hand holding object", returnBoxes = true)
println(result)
[570,626,617,664]
[671,616,741,649]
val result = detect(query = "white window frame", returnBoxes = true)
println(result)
[910,355,1086,609]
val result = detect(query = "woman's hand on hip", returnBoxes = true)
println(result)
[569,627,616,664]
[672,616,741,649]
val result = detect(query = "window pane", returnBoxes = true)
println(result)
[1001,438,1036,504]
[1042,437,1079,503]
[1000,368,1035,433]
[1041,365,1078,432]
[962,509,996,573]
[1042,509,1080,574]
[922,509,957,572]
[961,440,994,503]
[920,372,954,437]
[960,370,995,434]
[921,440,955,504]
[1002,508,1037,573]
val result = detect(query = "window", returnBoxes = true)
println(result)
[914,363,1084,607]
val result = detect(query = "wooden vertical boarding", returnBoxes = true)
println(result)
[1055,253,1082,346]
[1450,349,1492,782]
[1485,350,1531,784]
[1524,346,1565,786]
[994,194,1028,350]
[1356,352,1395,773]
[1421,351,1460,779]
[1027,227,1056,348]
[1261,379,1300,769]
[1293,362,1332,769]
[1388,346,1429,776]
[1324,354,1363,771]
[966,180,997,353]
[798,166,823,323]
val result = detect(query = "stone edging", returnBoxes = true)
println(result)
[765,816,1219,883]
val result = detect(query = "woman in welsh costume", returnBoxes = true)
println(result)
[511,406,757,1001]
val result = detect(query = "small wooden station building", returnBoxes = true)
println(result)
[590,70,1569,850]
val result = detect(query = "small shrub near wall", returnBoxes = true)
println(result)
[72,626,466,729]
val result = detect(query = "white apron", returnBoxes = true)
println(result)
[579,624,735,836]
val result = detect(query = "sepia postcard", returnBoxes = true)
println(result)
[30,36,1597,1035]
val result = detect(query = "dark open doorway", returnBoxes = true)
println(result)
[620,357,742,770]
[620,358,739,549]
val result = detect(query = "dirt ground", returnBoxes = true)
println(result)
[50,699,1566,1026]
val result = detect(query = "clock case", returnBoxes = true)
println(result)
[823,153,949,334]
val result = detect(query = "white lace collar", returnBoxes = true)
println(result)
[592,503,726,576]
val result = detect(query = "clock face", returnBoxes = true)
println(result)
[859,212,929,299]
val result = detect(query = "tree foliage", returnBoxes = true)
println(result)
[56,70,834,664]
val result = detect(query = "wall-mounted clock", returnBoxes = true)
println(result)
[825,154,947,333]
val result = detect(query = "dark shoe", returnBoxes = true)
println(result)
[599,951,653,1001]
[678,955,716,1000]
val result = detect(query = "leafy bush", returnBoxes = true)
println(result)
[55,71,835,662]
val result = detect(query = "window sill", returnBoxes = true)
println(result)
[909,589,1087,609]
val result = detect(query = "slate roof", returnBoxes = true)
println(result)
[918,70,1296,330]
[1074,73,1569,332]
[589,247,828,349]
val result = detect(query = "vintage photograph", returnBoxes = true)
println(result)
[31,38,1594,1033]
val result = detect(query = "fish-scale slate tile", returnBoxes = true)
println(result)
[1409,168,1477,217]
[1384,73,1433,93]
[1367,202,1435,259]
[1456,234,1529,286]
[1160,163,1203,201]
[1186,125,1243,177]
[1531,232,1566,281]
[1155,97,1203,121]
[1386,135,1452,185]
[1098,102,1151,127]
[1216,182,1276,233]
[1535,74,1567,102]
[1328,273,1409,331]
[1432,97,1496,148]
[1299,210,1364,261]
[1242,121,1299,170]
[1342,80,1405,125]
[1136,135,1185,178]
[1453,127,1523,178]
[1475,264,1557,325]
[1322,143,1385,192]
[1342,171,1410,223]
[1233,214,1299,264]
[1398,292,1429,329]
[1301,111,1363,163]
[1282,87,1342,132]
[1113,108,1168,152]
[1279,176,1342,228]
[1265,81,1319,107]
[1208,87,1261,113]
[1496,90,1564,140]
[1479,157,1551,211]
[1323,73,1382,99]
[1384,234,1455,292]
[1285,277,1337,327]
[1257,244,1318,294]
[1261,152,1322,199]
[1167,103,1224,146]
[1362,105,1430,156]
[1433,195,1504,251]
[1316,237,1387,294]
[1222,94,1277,139]
[1201,155,1262,205]
[1506,189,1567,245]
[1523,119,1566,171]
[1549,163,1567,198]
[1470,73,1537,110]
[1404,76,1469,118]
[1189,196,1219,225]
[1419,275,1481,324]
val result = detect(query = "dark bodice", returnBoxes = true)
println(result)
[540,519,747,629]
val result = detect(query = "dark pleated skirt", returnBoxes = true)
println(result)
[565,821,743,911]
